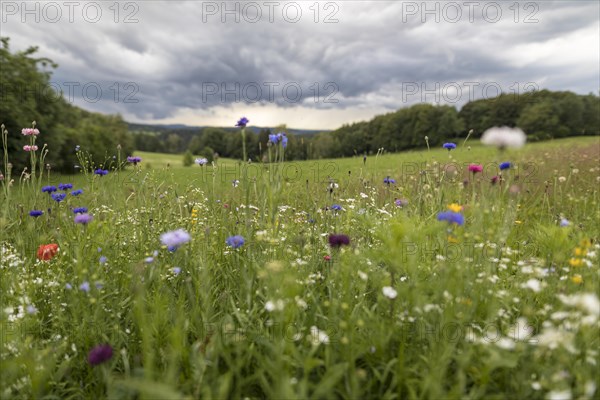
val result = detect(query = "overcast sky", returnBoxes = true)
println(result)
[2,1,599,129]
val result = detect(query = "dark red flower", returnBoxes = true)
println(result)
[88,344,113,366]
[328,234,350,248]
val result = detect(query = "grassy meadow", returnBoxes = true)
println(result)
[1,134,599,399]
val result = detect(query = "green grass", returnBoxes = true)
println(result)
[1,136,599,399]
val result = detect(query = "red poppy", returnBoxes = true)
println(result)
[37,244,59,261]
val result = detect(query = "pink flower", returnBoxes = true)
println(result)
[21,128,40,136]
[23,145,38,152]
[468,164,483,173]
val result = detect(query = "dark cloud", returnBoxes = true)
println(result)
[2,1,598,127]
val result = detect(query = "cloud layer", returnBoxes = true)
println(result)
[3,1,599,129]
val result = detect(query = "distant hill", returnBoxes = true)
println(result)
[127,122,328,136]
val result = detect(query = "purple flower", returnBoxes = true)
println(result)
[384,176,396,185]
[73,207,88,214]
[328,234,350,248]
[195,157,208,166]
[99,256,107,264]
[87,344,113,366]
[74,213,93,224]
[560,218,570,227]
[499,162,511,170]
[79,281,90,292]
[127,156,142,165]
[94,169,108,176]
[394,199,406,207]
[172,267,181,275]
[51,193,66,202]
[75,145,81,151]
[436,211,464,226]
[71,189,83,196]
[276,132,288,148]
[443,143,457,150]
[160,229,191,249]
[235,117,249,127]
[42,185,57,193]
[29,210,44,217]
[226,235,245,249]
[58,183,73,190]
[331,204,342,211]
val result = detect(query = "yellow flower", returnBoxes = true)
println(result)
[580,239,592,249]
[514,220,522,225]
[569,258,583,267]
[447,203,462,213]
[574,247,587,257]
[447,235,459,244]
[571,275,583,284]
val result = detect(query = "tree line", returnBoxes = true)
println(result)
[0,38,133,174]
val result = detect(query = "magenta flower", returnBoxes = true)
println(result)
[468,164,483,173]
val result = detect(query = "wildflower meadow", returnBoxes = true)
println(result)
[1,122,599,399]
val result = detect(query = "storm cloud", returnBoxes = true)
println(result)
[2,0,599,129]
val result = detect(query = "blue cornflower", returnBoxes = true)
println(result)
[29,210,44,217]
[94,169,108,176]
[99,256,107,264]
[172,267,181,275]
[160,229,191,249]
[79,281,90,292]
[436,211,465,226]
[277,132,288,148]
[51,193,66,202]
[235,117,249,127]
[384,176,396,185]
[58,183,73,190]
[226,235,245,249]
[71,189,83,196]
[73,207,88,214]
[331,204,342,211]
[499,162,511,170]
[560,218,570,227]
[74,213,93,224]
[127,156,142,165]
[42,185,57,193]
[269,133,279,144]
[443,143,457,150]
